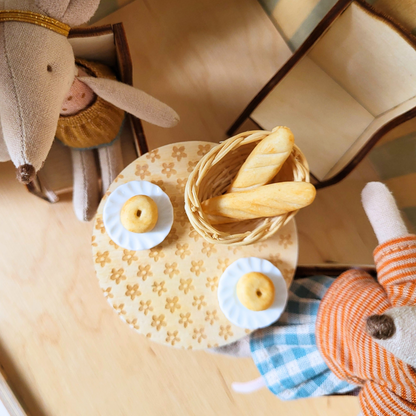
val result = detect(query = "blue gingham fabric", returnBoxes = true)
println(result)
[250,275,357,400]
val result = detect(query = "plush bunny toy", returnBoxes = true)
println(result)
[215,182,416,416]
[0,0,179,221]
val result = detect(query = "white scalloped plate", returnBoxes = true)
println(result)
[103,181,174,251]
[218,257,288,330]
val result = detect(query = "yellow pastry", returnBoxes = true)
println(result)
[228,126,294,192]
[202,181,316,224]
[236,272,275,311]
[120,195,158,233]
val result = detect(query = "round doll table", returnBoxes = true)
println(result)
[92,142,298,350]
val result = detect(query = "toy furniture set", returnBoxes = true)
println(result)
[1,0,416,415]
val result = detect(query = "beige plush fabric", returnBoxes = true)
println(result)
[79,76,180,128]
[0,127,10,162]
[71,148,99,222]
[34,0,101,26]
[0,1,75,172]
[98,139,123,194]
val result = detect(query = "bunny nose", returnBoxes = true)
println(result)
[16,164,36,184]
[366,314,396,340]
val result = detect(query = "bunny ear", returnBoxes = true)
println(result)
[35,0,100,26]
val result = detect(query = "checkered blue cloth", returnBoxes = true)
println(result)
[250,275,357,400]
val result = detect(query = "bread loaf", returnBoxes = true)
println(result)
[229,126,294,192]
[202,182,315,224]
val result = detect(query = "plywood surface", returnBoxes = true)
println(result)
[0,0,371,415]
[97,0,293,150]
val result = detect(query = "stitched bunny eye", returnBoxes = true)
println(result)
[47,65,52,72]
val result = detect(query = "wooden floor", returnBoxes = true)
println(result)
[0,0,389,414]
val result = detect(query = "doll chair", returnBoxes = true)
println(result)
[227,0,416,189]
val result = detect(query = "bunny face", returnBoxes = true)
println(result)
[0,21,75,181]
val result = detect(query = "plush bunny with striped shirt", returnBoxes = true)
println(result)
[216,182,416,416]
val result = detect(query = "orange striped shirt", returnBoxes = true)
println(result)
[316,235,416,416]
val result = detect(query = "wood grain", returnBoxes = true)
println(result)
[0,0,374,414]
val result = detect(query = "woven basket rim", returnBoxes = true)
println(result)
[184,129,310,246]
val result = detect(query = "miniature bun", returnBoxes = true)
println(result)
[120,195,158,233]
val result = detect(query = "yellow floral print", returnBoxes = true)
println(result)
[137,264,152,281]
[205,276,218,292]
[125,284,141,300]
[217,258,230,272]
[175,243,190,259]
[192,328,207,343]
[95,217,106,234]
[146,149,160,163]
[205,310,219,325]
[135,164,151,179]
[114,303,126,315]
[151,179,166,192]
[187,160,198,173]
[165,296,181,313]
[161,162,176,178]
[166,330,180,346]
[96,251,111,267]
[149,247,165,262]
[110,268,126,284]
[176,178,187,194]
[171,145,187,162]
[179,278,194,294]
[197,144,211,156]
[219,325,233,340]
[202,242,217,257]
[192,295,206,310]
[102,287,113,299]
[151,314,167,331]
[122,250,138,266]
[279,234,293,249]
[139,300,153,316]
[189,228,200,242]
[152,281,167,296]
[126,318,139,330]
[178,312,193,328]
[164,262,180,278]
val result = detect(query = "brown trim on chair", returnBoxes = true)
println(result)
[315,105,416,189]
[228,0,416,188]
[129,115,149,155]
[295,264,377,279]
[113,23,132,85]
[69,25,114,38]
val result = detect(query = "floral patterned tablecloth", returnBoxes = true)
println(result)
[92,142,298,349]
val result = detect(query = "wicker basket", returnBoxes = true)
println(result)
[184,128,310,246]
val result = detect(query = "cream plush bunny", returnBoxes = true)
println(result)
[0,0,179,221]
[215,182,416,416]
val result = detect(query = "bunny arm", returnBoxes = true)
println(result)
[71,148,99,222]
[78,77,180,128]
[359,380,416,416]
[361,183,416,306]
[361,182,408,244]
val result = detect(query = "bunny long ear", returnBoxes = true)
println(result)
[35,0,100,26]
[79,77,180,128]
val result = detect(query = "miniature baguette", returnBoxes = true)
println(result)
[229,126,294,192]
[202,182,315,224]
